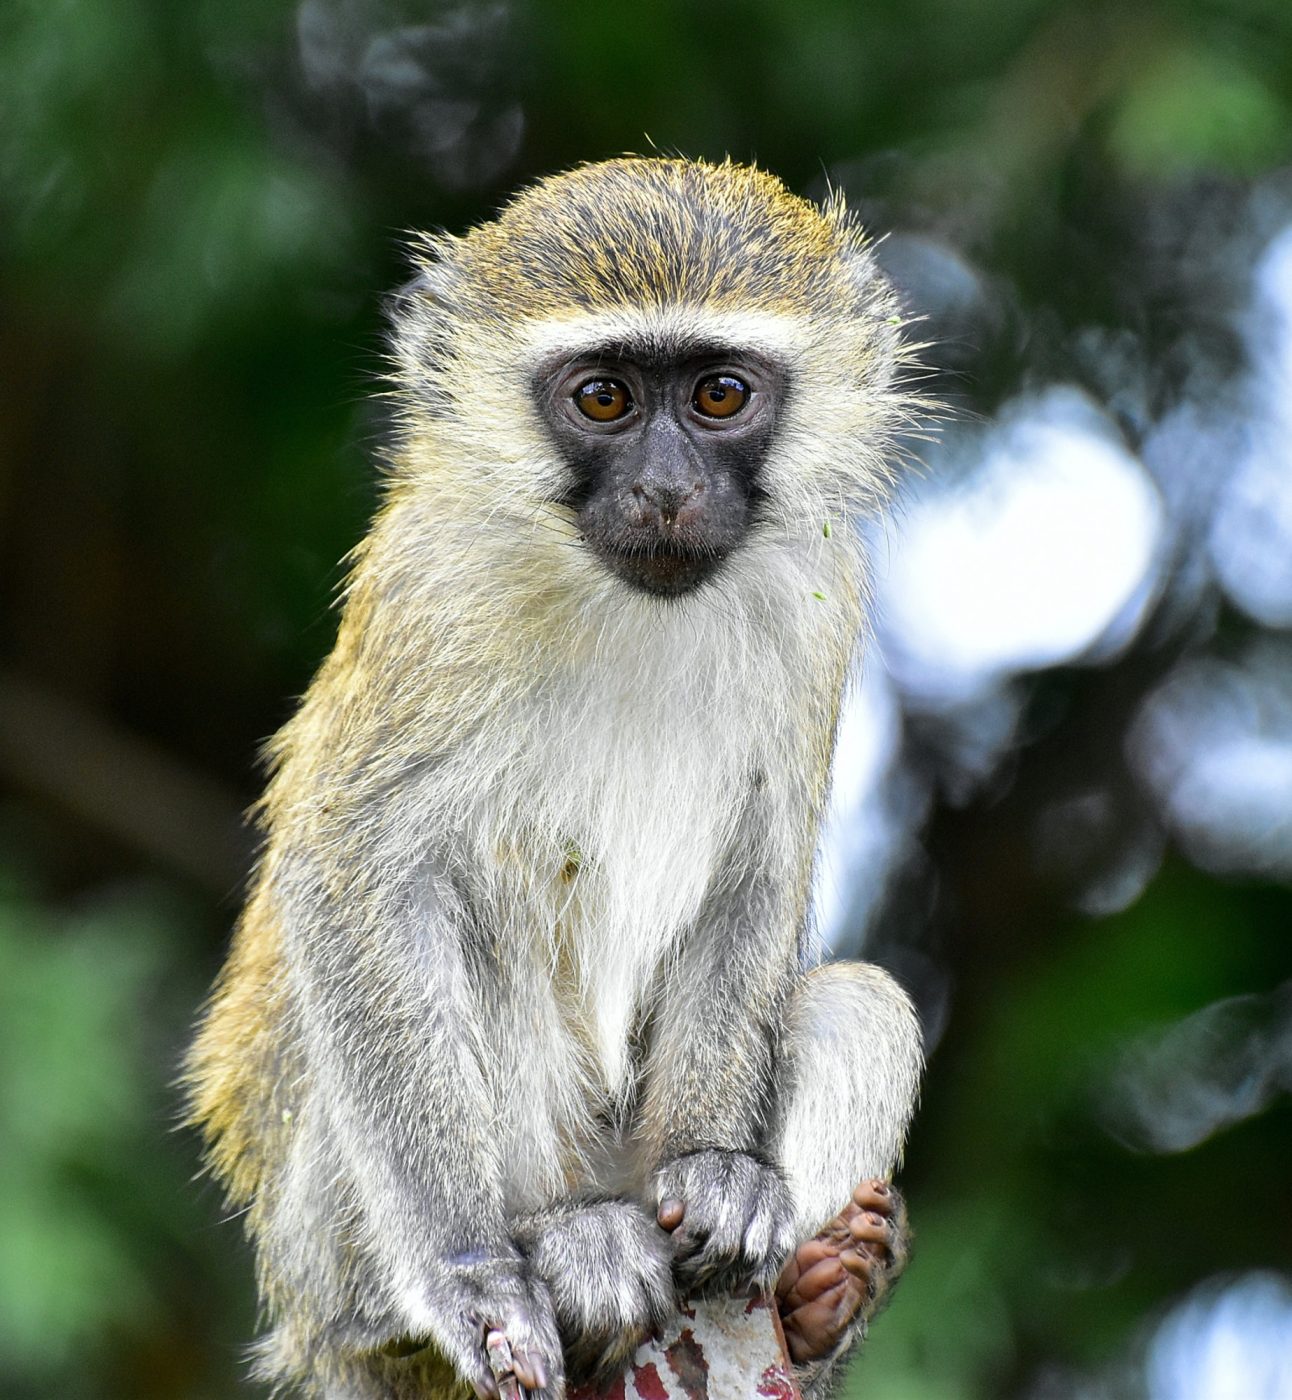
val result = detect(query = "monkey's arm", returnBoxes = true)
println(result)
[269,846,561,1395]
[643,862,794,1152]
[640,861,802,1290]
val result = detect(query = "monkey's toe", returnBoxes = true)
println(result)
[775,1180,908,1365]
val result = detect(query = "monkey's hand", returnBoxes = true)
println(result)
[416,1250,563,1400]
[653,1150,797,1296]
[515,1200,673,1383]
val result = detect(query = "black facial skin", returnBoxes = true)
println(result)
[536,343,785,597]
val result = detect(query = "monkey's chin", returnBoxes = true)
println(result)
[600,546,725,597]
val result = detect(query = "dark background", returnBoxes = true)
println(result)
[2,2,1291,1396]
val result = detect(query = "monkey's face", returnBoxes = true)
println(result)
[536,346,785,597]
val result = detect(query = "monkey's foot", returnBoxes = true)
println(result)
[774,1179,907,1365]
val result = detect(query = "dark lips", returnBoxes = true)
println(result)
[600,542,722,596]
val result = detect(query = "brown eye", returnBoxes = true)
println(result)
[574,379,633,422]
[692,374,750,420]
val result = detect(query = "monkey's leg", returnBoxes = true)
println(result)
[775,1178,908,1364]
[771,961,921,1238]
[767,961,921,1392]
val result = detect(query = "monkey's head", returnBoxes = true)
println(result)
[390,159,912,599]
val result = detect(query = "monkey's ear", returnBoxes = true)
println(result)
[387,238,463,383]
[843,238,892,303]
[823,201,892,309]
[386,269,438,319]
[822,203,906,374]
[386,260,457,322]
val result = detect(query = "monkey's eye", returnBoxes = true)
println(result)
[692,374,750,420]
[574,379,633,422]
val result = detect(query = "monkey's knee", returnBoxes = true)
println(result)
[771,962,922,1237]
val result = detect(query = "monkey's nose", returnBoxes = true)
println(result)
[631,479,704,527]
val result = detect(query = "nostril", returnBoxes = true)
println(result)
[630,479,700,528]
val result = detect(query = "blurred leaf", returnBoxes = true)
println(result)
[104,135,355,357]
[1110,45,1290,179]
[0,877,250,1392]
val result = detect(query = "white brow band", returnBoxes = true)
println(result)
[522,304,812,363]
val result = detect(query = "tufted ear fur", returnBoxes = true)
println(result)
[386,238,466,412]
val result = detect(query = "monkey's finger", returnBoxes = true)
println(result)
[481,1329,536,1400]
[672,1206,746,1284]
[777,1227,857,1303]
[838,1248,880,1290]
[796,1257,850,1303]
[796,1279,864,1333]
[687,1205,767,1287]
[668,1221,712,1267]
[509,1348,548,1393]
[738,1202,796,1290]
[485,1329,514,1375]
[795,1243,845,1276]
[673,1237,725,1289]
[817,1204,860,1248]
[783,1278,856,1333]
[776,1252,803,1298]
[657,1198,685,1232]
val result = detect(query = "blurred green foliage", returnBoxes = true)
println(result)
[1,2,1290,1398]
[0,871,251,1398]
[859,865,1292,1398]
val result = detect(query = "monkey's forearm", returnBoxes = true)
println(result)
[272,848,512,1321]
[639,865,804,1291]
[641,867,797,1159]
[269,846,567,1398]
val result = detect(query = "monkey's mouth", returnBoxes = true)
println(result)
[599,540,726,596]
[575,497,749,597]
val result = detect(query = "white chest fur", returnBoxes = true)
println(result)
[462,600,771,1094]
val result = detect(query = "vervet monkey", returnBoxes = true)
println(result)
[188,157,923,1400]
